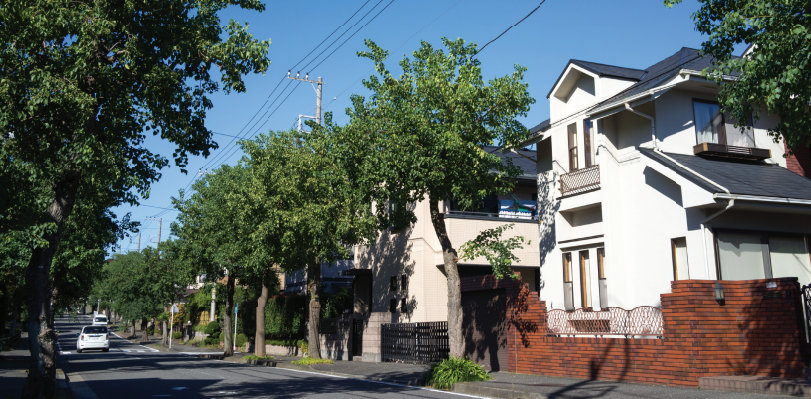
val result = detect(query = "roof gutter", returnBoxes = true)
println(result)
[623,102,733,279]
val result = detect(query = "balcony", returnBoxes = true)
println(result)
[693,142,771,161]
[559,165,600,197]
[444,210,537,222]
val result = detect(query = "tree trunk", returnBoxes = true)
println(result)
[22,174,78,399]
[307,257,322,359]
[10,300,20,337]
[131,321,135,338]
[141,318,148,341]
[161,319,168,346]
[255,270,270,357]
[223,274,235,356]
[49,283,60,330]
[428,196,463,358]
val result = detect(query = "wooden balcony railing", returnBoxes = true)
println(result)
[559,165,600,196]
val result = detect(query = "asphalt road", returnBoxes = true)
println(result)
[55,316,485,399]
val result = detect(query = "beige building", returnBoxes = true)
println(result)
[350,147,541,324]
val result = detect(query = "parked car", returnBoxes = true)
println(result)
[76,326,109,353]
[92,315,108,326]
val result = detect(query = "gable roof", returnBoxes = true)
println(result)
[641,149,811,201]
[547,60,647,98]
[529,119,551,139]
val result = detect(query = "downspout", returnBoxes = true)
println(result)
[624,102,735,279]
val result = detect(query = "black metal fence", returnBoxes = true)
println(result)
[381,321,449,364]
[318,318,337,334]
[352,318,364,357]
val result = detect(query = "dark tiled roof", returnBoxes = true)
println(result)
[547,59,647,98]
[529,119,550,139]
[593,47,741,112]
[485,145,536,180]
[641,149,811,200]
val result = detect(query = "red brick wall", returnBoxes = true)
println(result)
[785,141,811,178]
[460,276,807,387]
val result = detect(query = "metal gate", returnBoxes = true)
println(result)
[801,284,811,345]
[381,321,449,364]
[352,318,363,357]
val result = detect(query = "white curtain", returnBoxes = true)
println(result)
[673,238,690,280]
[770,236,811,288]
[693,102,722,144]
[717,232,767,280]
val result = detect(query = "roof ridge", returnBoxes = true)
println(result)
[572,59,648,72]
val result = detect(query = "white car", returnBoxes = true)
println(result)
[76,326,109,353]
[92,315,108,326]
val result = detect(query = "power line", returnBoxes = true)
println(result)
[474,0,547,56]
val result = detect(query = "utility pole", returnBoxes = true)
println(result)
[137,233,141,252]
[287,71,324,125]
[157,218,162,244]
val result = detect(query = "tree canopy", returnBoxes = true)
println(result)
[330,37,535,357]
[665,0,811,150]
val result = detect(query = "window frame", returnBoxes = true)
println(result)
[692,99,726,145]
[567,123,578,171]
[583,119,593,168]
[390,276,398,292]
[579,250,590,308]
[671,237,689,281]
[712,228,808,280]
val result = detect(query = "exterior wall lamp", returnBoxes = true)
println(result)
[714,282,725,304]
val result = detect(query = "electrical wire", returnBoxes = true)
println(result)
[475,0,546,56]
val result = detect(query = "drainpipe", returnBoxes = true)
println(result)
[624,102,735,279]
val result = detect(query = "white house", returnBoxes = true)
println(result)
[523,46,811,312]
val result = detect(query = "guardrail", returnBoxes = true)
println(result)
[546,306,663,338]
[559,165,600,196]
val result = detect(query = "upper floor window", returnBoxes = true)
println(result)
[693,100,755,148]
[583,120,593,168]
[567,123,578,170]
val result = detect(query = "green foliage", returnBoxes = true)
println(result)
[203,337,216,346]
[664,0,811,150]
[264,339,305,347]
[421,356,492,389]
[299,340,309,354]
[235,333,248,347]
[204,321,221,335]
[243,355,274,361]
[292,357,333,366]
[459,223,530,279]
[264,295,308,340]
[172,331,182,340]
[193,324,207,332]
[320,289,354,319]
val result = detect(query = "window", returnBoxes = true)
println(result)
[671,238,690,280]
[715,230,811,287]
[567,123,578,171]
[583,120,593,168]
[400,298,407,313]
[400,274,408,291]
[579,251,591,308]
[389,299,397,313]
[390,276,398,291]
[693,100,755,147]
[389,200,402,229]
[562,253,574,310]
[597,248,607,308]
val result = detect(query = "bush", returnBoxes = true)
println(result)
[298,340,308,354]
[146,326,154,335]
[421,356,492,389]
[235,333,248,347]
[211,332,220,339]
[292,357,333,366]
[172,331,182,339]
[264,339,302,347]
[204,321,221,335]
[203,337,215,346]
[243,355,273,361]
[193,324,206,332]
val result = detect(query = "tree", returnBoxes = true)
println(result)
[459,224,531,280]
[665,0,811,151]
[241,130,379,359]
[331,38,534,357]
[0,1,270,395]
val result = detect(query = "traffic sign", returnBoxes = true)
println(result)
[170,304,179,313]
[234,304,238,314]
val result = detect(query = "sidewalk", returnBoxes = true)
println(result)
[0,332,71,399]
[204,352,795,398]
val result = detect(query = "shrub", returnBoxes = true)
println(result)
[203,337,215,346]
[235,333,248,347]
[292,357,333,366]
[298,340,308,354]
[264,295,307,340]
[421,356,492,389]
[193,324,206,332]
[172,331,182,339]
[146,326,154,335]
[204,321,221,335]
[243,355,273,361]
[264,339,301,347]
[211,332,220,339]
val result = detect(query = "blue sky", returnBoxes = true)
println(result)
[111,0,747,253]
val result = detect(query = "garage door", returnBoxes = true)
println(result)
[462,289,507,371]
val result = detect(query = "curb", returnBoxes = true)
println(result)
[452,382,548,399]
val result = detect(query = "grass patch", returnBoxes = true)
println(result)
[243,355,274,361]
[421,356,492,389]
[291,357,334,366]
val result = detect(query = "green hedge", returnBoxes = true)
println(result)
[235,333,248,347]
[264,339,304,347]
[171,331,182,339]
[264,295,308,340]
[204,321,220,335]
